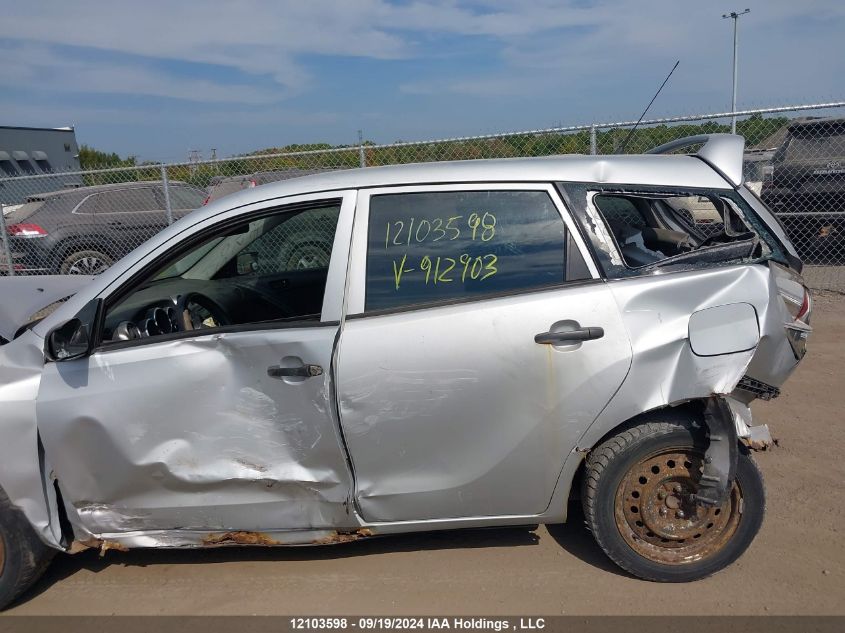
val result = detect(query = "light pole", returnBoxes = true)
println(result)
[723,8,750,134]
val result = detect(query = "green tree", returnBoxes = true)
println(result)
[78,145,137,170]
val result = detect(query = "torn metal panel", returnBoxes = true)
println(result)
[550,261,803,521]
[743,425,774,451]
[35,326,355,538]
[0,275,94,342]
[68,527,375,552]
[0,329,60,546]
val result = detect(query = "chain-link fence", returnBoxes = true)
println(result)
[1,101,843,291]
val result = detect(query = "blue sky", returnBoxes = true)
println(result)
[1,0,843,162]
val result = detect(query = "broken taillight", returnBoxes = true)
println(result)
[795,287,811,322]
[6,223,48,238]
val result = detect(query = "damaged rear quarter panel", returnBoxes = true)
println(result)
[546,262,801,522]
[557,263,797,489]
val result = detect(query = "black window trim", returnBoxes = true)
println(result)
[94,318,340,355]
[93,197,344,353]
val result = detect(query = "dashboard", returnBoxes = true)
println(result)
[102,275,304,343]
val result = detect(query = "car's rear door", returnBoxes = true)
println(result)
[35,191,357,537]
[336,183,632,522]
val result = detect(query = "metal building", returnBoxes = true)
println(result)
[0,126,83,206]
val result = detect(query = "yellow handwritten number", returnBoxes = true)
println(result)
[420,255,432,284]
[481,212,496,242]
[437,257,455,283]
[481,254,498,280]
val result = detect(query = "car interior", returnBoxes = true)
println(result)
[102,206,340,343]
[593,193,769,269]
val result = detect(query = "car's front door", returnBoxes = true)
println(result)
[337,184,632,523]
[36,192,357,538]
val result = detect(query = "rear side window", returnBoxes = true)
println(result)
[79,189,158,214]
[567,185,787,277]
[783,127,845,160]
[365,190,570,311]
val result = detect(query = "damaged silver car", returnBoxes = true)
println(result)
[0,135,812,606]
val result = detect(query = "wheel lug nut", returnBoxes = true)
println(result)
[660,508,668,517]
[676,510,685,519]
[673,484,682,493]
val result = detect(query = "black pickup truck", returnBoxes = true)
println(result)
[761,116,845,263]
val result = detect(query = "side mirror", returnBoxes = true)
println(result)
[236,251,259,275]
[45,298,102,362]
[47,319,91,361]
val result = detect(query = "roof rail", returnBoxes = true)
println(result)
[646,133,745,187]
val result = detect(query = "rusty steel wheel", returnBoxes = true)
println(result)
[582,414,765,582]
[615,449,742,565]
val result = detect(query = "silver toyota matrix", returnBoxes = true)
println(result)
[0,135,812,605]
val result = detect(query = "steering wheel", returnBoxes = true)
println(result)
[174,292,231,331]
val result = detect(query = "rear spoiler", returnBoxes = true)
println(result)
[647,134,745,187]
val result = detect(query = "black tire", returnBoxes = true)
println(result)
[58,248,114,275]
[582,413,765,582]
[0,487,55,610]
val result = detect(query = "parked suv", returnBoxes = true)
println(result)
[4,181,206,275]
[0,135,811,607]
[761,116,845,263]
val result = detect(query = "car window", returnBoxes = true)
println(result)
[583,188,784,276]
[365,190,568,312]
[784,128,845,160]
[167,186,206,210]
[245,205,339,275]
[102,202,341,344]
[79,188,158,214]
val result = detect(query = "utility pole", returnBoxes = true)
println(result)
[722,8,750,134]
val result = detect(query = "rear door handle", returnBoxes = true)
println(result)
[267,364,323,378]
[534,327,604,344]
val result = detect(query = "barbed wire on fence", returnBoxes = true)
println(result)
[1,101,843,291]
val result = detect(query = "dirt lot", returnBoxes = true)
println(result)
[5,294,845,616]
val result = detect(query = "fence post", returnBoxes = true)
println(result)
[589,125,597,155]
[160,164,174,225]
[0,203,14,276]
[358,129,366,168]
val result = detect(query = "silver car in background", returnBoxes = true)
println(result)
[0,135,811,607]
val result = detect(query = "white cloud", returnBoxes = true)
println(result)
[1,0,842,106]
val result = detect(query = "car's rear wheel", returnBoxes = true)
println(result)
[0,488,55,610]
[582,414,765,582]
[59,249,114,275]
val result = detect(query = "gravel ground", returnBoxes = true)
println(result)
[5,294,844,616]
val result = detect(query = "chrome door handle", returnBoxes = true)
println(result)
[267,364,323,378]
[534,327,604,344]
